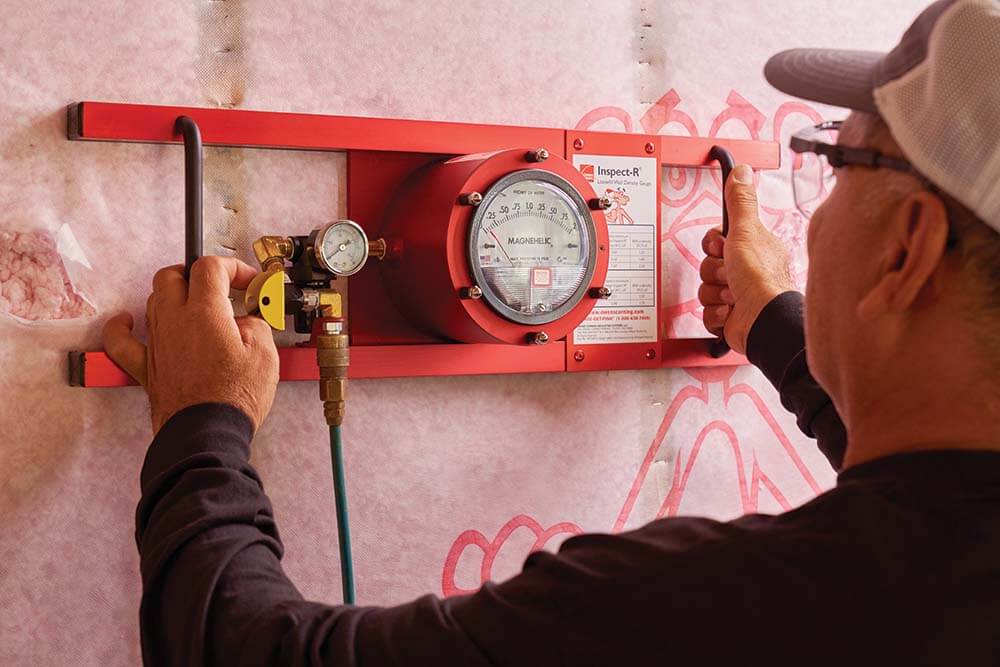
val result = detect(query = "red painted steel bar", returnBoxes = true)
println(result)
[69,102,781,168]
[70,340,745,387]
[69,102,566,156]
[70,343,570,387]
[566,128,780,170]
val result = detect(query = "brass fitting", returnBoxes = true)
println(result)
[318,290,343,319]
[368,238,388,261]
[317,327,349,426]
[252,235,294,272]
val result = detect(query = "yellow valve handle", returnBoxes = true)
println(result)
[245,268,286,331]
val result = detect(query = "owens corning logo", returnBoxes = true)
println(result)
[580,164,595,182]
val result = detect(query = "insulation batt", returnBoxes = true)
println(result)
[0,231,94,321]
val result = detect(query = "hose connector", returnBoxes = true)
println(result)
[316,318,349,426]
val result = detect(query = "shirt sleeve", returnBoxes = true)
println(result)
[135,403,835,666]
[135,403,491,666]
[745,291,847,470]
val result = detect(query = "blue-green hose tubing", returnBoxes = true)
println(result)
[330,424,355,604]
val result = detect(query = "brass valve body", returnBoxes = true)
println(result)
[252,235,294,272]
[317,332,349,426]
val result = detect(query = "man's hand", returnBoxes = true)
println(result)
[103,256,280,433]
[699,164,797,354]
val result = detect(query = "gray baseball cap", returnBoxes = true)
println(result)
[764,0,959,113]
[763,0,1000,231]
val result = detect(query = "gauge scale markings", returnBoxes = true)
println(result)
[315,220,370,277]
[467,170,598,325]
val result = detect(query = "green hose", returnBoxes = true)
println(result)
[329,424,355,604]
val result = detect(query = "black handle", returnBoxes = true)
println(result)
[176,116,203,281]
[708,145,736,358]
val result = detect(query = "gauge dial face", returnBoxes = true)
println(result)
[468,170,596,324]
[315,220,369,276]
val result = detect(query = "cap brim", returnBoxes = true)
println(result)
[764,48,885,113]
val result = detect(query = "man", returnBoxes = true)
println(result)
[104,0,1000,664]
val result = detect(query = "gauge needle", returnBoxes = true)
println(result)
[331,240,351,256]
[489,231,515,266]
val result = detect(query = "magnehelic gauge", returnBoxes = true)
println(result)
[379,148,610,345]
[469,170,595,325]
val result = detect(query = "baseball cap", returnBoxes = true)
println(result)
[764,0,1000,232]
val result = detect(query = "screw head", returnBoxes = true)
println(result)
[528,331,550,345]
[645,348,657,360]
[460,285,483,300]
[460,192,483,206]
[644,141,655,154]
[573,350,585,362]
[527,148,549,162]
[590,196,613,210]
[572,138,585,150]
[589,286,612,299]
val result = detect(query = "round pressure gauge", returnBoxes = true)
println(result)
[468,170,596,324]
[379,148,609,345]
[314,220,369,276]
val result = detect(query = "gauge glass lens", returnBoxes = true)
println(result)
[470,172,594,324]
[319,222,368,276]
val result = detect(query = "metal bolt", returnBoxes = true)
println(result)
[572,138,585,150]
[573,350,585,362]
[589,196,613,210]
[644,141,656,154]
[302,290,321,310]
[599,244,606,251]
[526,148,549,162]
[645,348,657,360]
[460,285,483,300]
[589,286,612,299]
[323,320,344,335]
[528,331,550,345]
[460,192,483,206]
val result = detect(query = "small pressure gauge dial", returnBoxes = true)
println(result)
[314,220,369,276]
[469,170,597,325]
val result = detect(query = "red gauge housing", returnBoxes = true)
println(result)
[377,148,610,345]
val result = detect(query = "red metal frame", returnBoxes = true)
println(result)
[67,102,774,387]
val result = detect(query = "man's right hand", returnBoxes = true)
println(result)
[102,256,280,434]
[698,164,797,355]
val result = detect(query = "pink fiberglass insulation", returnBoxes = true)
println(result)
[0,231,94,321]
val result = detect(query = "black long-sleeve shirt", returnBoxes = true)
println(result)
[135,292,1000,665]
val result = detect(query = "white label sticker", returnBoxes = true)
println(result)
[572,155,658,345]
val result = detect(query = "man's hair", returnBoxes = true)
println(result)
[861,114,1000,364]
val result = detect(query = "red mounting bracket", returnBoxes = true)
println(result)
[66,102,780,387]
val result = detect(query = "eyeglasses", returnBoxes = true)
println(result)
[789,120,924,218]
[789,120,959,249]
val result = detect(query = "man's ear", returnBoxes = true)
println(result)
[857,191,950,321]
